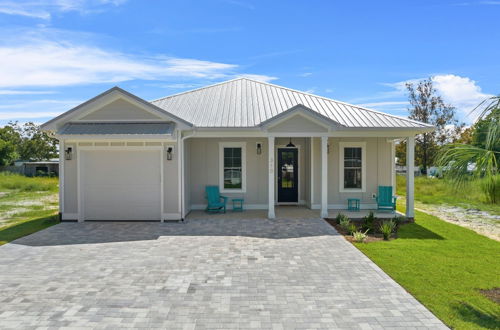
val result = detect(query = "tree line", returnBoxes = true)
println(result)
[0,122,58,166]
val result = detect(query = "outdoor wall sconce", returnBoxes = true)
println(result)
[65,147,73,160]
[327,144,330,154]
[256,142,262,155]
[166,146,174,160]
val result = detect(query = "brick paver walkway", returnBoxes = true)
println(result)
[0,217,447,329]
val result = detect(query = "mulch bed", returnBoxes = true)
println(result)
[479,288,500,304]
[324,218,397,243]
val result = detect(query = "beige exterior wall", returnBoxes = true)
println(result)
[187,138,269,207]
[312,137,393,207]
[268,114,328,133]
[79,99,163,121]
[186,136,393,210]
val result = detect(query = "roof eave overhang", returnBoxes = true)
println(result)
[56,133,175,141]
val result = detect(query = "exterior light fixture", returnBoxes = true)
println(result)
[65,147,73,160]
[286,138,295,148]
[327,144,330,154]
[256,142,262,155]
[166,146,174,160]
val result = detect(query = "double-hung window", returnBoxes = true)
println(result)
[219,142,246,192]
[339,142,366,192]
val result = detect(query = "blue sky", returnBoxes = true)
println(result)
[0,0,498,126]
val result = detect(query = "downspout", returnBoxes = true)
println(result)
[180,130,196,220]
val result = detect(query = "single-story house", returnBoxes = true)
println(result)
[41,78,432,222]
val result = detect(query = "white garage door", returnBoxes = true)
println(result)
[81,149,161,221]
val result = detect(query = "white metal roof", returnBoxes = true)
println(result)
[151,78,432,129]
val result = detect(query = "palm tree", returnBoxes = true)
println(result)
[436,96,500,203]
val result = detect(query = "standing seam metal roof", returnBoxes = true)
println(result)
[150,78,433,129]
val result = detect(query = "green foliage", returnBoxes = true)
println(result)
[356,210,500,329]
[347,223,357,235]
[339,217,351,232]
[436,95,499,203]
[352,230,368,243]
[0,172,58,192]
[362,211,375,233]
[471,107,500,154]
[0,122,57,162]
[0,139,18,166]
[379,220,396,240]
[405,78,463,172]
[336,213,349,225]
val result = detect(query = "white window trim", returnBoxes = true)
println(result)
[219,142,247,193]
[339,141,366,193]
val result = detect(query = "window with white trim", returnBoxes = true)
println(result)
[344,147,362,189]
[339,142,366,192]
[219,142,246,192]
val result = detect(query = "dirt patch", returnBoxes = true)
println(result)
[324,219,396,243]
[479,288,500,304]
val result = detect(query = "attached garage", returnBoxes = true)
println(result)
[79,148,162,221]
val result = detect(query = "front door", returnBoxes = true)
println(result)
[277,148,298,203]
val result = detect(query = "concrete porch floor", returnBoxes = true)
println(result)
[186,206,404,220]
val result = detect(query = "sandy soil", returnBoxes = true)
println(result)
[415,203,500,241]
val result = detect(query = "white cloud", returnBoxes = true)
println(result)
[0,90,56,95]
[358,101,408,108]
[364,74,493,122]
[299,72,312,77]
[431,74,492,115]
[0,37,241,87]
[0,0,127,20]
[0,99,81,121]
[237,74,278,82]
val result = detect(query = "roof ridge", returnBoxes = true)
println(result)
[151,77,432,127]
[239,77,433,127]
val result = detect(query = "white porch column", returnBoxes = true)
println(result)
[406,135,415,219]
[268,136,275,219]
[320,136,328,218]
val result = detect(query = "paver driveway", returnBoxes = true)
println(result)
[0,217,447,329]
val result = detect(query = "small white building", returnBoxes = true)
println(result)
[41,78,432,222]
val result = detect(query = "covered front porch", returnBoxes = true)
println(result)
[181,106,416,221]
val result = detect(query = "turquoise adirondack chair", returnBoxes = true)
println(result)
[376,186,397,212]
[205,186,228,213]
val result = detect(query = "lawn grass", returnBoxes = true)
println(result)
[397,175,500,215]
[355,210,500,329]
[0,172,59,245]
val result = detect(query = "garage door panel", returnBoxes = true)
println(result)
[81,149,162,221]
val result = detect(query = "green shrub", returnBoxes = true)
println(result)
[352,230,368,243]
[339,216,351,231]
[362,211,375,233]
[379,220,396,240]
[347,223,358,235]
[335,213,349,224]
